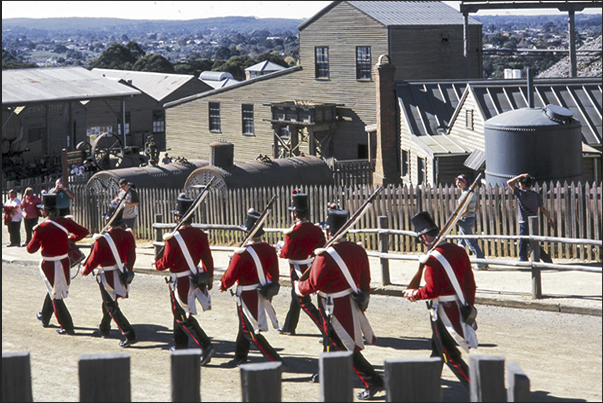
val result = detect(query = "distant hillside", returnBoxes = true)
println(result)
[2,16,304,35]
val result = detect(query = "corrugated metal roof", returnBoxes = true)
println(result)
[245,61,286,72]
[199,71,234,81]
[91,68,200,102]
[2,66,140,106]
[397,77,602,154]
[202,77,241,89]
[300,1,480,30]
[469,78,602,145]
[413,134,470,156]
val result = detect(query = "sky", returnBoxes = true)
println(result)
[2,1,600,21]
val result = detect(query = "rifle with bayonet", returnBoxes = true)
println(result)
[406,172,483,290]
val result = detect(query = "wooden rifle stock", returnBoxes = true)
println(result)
[155,176,216,259]
[239,194,278,247]
[406,173,482,290]
[299,186,384,282]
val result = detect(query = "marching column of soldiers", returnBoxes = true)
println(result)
[25,187,478,401]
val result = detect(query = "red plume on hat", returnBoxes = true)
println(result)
[291,189,298,195]
[328,203,338,210]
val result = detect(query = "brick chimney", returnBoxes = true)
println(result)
[373,55,401,186]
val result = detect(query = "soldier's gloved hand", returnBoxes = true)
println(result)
[403,289,419,302]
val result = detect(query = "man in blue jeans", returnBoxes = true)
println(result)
[507,173,555,263]
[455,174,488,270]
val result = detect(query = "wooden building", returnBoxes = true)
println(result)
[89,69,213,152]
[164,1,482,164]
[2,67,140,165]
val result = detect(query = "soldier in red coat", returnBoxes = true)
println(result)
[277,190,326,336]
[295,207,384,400]
[27,193,89,335]
[82,203,137,347]
[154,194,215,366]
[404,211,478,390]
[220,208,285,368]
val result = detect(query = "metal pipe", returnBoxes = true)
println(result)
[527,68,534,108]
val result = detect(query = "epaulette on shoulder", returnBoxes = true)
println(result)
[93,233,103,241]
[125,228,132,232]
[314,247,326,255]
[234,247,246,254]
[163,232,174,241]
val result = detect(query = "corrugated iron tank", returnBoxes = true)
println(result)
[484,104,583,186]
[184,142,334,192]
[86,159,209,194]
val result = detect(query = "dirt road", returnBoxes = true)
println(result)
[2,261,602,402]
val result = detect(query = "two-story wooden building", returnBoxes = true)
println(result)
[164,1,482,167]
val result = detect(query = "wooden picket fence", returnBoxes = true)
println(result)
[3,350,530,402]
[6,181,600,261]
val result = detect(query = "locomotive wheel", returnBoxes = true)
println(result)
[91,132,125,170]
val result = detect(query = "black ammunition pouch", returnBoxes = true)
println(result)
[119,270,135,285]
[259,281,280,299]
[189,271,210,288]
[460,304,478,327]
[352,290,370,311]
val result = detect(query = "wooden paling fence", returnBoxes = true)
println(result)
[3,350,530,402]
[62,181,602,262]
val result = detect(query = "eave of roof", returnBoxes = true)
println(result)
[164,66,303,108]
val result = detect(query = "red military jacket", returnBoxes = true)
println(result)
[155,226,214,301]
[220,242,279,319]
[82,228,136,289]
[414,242,476,305]
[279,221,326,261]
[27,217,89,285]
[298,240,371,296]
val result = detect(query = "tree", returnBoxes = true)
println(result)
[92,43,137,69]
[257,51,289,68]
[132,53,174,73]
[215,55,255,80]
[126,41,146,60]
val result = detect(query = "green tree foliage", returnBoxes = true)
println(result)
[2,48,36,69]
[132,53,175,73]
[214,55,255,80]
[256,51,289,68]
[126,41,146,60]
[92,43,137,69]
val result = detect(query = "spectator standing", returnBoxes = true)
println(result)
[455,174,488,270]
[4,189,23,246]
[22,187,42,246]
[507,173,555,263]
[114,179,139,240]
[50,178,75,217]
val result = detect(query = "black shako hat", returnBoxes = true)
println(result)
[325,207,348,234]
[240,208,265,237]
[287,189,309,212]
[411,211,439,237]
[102,201,124,226]
[171,193,195,218]
[38,193,57,210]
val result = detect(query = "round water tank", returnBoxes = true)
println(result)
[484,104,583,186]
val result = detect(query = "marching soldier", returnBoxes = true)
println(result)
[277,190,326,336]
[219,208,285,367]
[295,206,384,400]
[27,193,89,335]
[404,211,478,389]
[154,194,215,366]
[82,203,137,348]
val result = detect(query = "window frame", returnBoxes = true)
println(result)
[209,102,221,133]
[152,109,165,133]
[356,46,372,80]
[242,104,255,136]
[315,46,330,79]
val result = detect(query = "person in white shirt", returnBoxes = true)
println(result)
[4,189,23,246]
